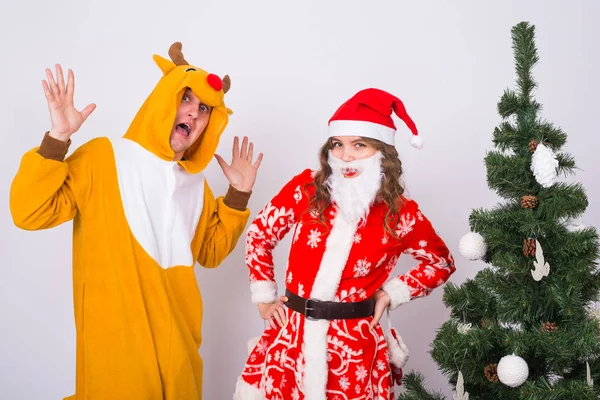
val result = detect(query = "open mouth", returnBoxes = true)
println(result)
[342,168,358,178]
[176,123,191,137]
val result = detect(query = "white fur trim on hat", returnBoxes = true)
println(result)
[381,277,412,310]
[328,120,395,145]
[409,134,423,149]
[250,280,278,304]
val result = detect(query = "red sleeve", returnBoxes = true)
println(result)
[246,169,313,304]
[382,200,456,310]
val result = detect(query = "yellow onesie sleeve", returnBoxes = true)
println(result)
[197,182,251,268]
[10,133,93,230]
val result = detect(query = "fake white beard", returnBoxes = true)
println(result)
[325,151,383,224]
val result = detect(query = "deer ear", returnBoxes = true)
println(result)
[222,75,231,94]
[168,42,189,66]
[153,54,175,75]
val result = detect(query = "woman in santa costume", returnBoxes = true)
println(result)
[234,88,456,400]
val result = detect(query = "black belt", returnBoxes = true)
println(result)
[284,289,375,321]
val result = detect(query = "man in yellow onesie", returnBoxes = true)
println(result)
[10,42,261,399]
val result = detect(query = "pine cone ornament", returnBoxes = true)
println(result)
[520,195,539,209]
[523,238,536,257]
[528,139,538,153]
[530,143,559,188]
[542,322,558,332]
[485,363,499,382]
[481,318,492,329]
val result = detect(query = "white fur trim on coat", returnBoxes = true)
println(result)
[385,327,410,368]
[250,280,278,304]
[234,377,265,400]
[303,212,358,400]
[382,277,412,310]
[247,336,261,355]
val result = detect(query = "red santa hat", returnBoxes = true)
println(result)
[327,88,422,149]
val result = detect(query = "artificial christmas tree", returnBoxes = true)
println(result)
[398,21,599,400]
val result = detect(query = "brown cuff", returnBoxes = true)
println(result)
[37,132,71,161]
[223,185,252,211]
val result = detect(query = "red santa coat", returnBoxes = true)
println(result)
[235,169,455,400]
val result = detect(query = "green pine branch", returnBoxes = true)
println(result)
[512,22,540,102]
[396,372,447,400]
[401,20,600,400]
[519,376,599,400]
[492,120,568,152]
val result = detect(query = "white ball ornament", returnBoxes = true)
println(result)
[459,232,487,260]
[497,354,529,387]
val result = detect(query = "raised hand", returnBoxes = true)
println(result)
[42,64,96,142]
[215,136,263,192]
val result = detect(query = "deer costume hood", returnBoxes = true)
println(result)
[10,42,251,400]
[124,42,232,173]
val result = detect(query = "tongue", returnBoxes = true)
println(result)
[176,125,189,137]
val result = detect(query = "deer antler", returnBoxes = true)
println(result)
[222,75,231,94]
[168,42,188,66]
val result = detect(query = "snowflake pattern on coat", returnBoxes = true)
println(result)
[237,169,455,399]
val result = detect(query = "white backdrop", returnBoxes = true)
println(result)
[1,1,598,399]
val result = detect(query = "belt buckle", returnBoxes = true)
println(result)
[304,298,322,321]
